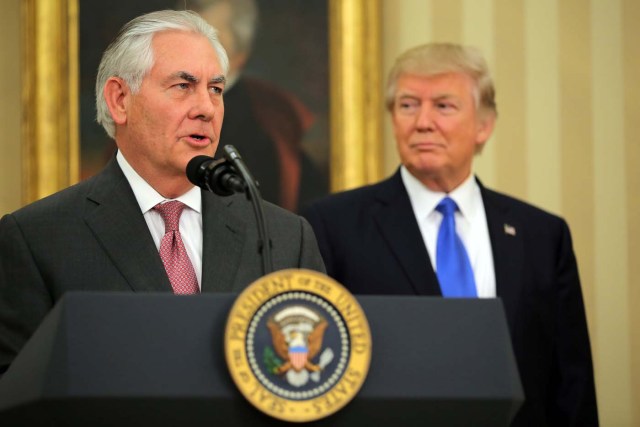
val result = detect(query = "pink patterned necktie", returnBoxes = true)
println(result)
[153,201,199,295]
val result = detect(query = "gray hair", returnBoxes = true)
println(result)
[188,0,258,54]
[385,43,497,118]
[96,10,229,139]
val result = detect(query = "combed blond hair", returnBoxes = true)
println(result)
[385,43,497,118]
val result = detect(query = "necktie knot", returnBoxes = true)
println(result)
[436,197,458,217]
[154,201,186,233]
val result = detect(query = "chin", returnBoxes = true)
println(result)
[409,157,445,172]
[185,146,215,160]
[203,145,217,157]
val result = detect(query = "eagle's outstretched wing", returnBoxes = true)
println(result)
[307,320,328,359]
[267,320,289,360]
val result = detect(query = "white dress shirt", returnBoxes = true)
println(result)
[400,166,496,298]
[117,151,203,288]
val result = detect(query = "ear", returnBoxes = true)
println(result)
[475,112,496,148]
[103,77,130,127]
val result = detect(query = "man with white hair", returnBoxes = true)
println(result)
[0,10,324,375]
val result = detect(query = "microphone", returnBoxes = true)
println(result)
[187,146,273,275]
[186,155,245,196]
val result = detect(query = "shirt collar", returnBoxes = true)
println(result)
[400,166,480,220]
[116,151,202,214]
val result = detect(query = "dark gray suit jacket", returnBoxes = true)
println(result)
[0,158,325,373]
[303,169,598,427]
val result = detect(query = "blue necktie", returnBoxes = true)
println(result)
[435,197,477,297]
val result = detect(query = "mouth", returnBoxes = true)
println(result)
[185,133,212,146]
[410,141,444,150]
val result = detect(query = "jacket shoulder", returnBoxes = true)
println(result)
[305,179,391,212]
[482,186,568,228]
[8,177,99,223]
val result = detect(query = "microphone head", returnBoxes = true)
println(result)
[222,144,241,161]
[186,155,213,188]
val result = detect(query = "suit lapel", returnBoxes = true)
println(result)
[200,192,246,292]
[480,182,524,329]
[84,159,172,292]
[372,171,442,296]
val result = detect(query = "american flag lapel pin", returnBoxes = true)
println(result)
[504,223,516,236]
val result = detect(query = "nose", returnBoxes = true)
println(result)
[189,88,217,122]
[415,105,435,132]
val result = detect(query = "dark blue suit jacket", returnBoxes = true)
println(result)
[303,169,598,426]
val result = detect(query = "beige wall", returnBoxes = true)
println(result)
[382,1,639,426]
[0,0,22,215]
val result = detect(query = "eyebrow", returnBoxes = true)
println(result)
[396,94,420,100]
[166,71,226,86]
[209,75,226,86]
[432,94,458,102]
[396,93,458,102]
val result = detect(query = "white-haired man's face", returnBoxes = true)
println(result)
[105,30,226,196]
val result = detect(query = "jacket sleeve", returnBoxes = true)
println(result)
[297,216,327,274]
[0,214,54,374]
[300,203,335,277]
[550,220,598,425]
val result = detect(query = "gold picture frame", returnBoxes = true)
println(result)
[21,0,79,203]
[21,0,381,204]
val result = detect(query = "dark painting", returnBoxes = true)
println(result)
[80,0,329,211]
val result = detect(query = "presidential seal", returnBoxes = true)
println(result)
[224,269,371,423]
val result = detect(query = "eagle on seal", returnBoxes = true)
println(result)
[267,306,329,375]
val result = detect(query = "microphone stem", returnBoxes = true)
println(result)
[223,146,273,275]
[248,182,273,275]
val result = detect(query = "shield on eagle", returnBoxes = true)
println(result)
[266,305,330,385]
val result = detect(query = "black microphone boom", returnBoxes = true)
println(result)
[186,147,274,275]
[221,145,273,275]
[186,155,245,196]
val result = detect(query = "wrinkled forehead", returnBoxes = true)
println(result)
[150,30,216,55]
[149,30,223,72]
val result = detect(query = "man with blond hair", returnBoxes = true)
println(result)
[304,43,597,426]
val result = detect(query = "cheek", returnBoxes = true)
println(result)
[434,118,457,133]
[396,140,416,166]
[216,105,225,131]
[134,103,161,130]
[392,118,412,140]
[156,108,186,138]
